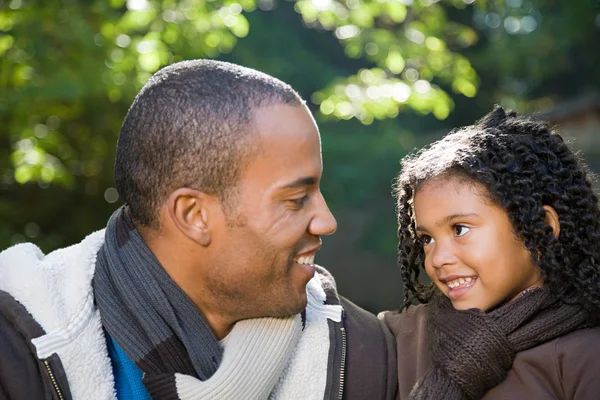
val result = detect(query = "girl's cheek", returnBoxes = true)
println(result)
[424,260,436,281]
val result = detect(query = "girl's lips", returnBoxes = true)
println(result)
[447,277,477,300]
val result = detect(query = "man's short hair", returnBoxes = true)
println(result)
[114,59,303,228]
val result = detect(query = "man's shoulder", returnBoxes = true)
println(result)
[0,230,106,363]
[0,290,49,399]
[340,296,397,356]
[312,264,395,346]
[339,296,399,400]
[0,242,46,271]
[0,230,105,317]
[341,296,392,333]
[0,229,105,277]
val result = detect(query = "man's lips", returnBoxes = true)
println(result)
[294,243,322,262]
[292,243,321,279]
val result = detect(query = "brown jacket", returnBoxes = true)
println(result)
[381,304,600,400]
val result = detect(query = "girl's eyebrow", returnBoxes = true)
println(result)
[416,213,480,232]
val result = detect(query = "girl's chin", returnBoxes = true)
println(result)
[444,286,495,311]
[450,301,486,311]
[449,297,499,312]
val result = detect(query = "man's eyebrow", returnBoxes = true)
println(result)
[415,213,480,232]
[278,177,317,189]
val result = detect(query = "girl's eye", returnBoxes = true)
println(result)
[421,235,435,245]
[454,225,470,237]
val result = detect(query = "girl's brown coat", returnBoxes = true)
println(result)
[381,305,600,400]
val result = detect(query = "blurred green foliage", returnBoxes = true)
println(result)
[1,0,599,310]
[0,0,481,248]
[299,0,479,122]
[1,0,480,191]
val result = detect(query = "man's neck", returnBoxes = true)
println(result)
[139,228,235,340]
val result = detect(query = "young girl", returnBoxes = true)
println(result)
[382,106,600,399]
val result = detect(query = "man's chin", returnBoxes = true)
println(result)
[251,282,309,318]
[275,293,308,317]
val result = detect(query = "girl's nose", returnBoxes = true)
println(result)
[430,241,456,269]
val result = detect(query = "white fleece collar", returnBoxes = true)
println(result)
[269,273,343,399]
[0,230,117,400]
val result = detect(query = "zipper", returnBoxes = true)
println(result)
[337,326,347,400]
[43,360,65,400]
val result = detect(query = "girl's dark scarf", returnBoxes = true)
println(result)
[410,288,593,400]
[93,207,222,399]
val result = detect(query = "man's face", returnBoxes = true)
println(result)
[206,103,337,321]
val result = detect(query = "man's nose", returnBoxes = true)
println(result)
[309,192,337,236]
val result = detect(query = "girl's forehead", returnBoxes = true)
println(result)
[416,175,488,199]
[413,177,501,223]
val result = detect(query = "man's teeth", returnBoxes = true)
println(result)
[447,277,474,289]
[296,255,315,265]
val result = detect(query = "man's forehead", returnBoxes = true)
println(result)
[253,104,317,134]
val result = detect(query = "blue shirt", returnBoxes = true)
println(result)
[105,333,151,400]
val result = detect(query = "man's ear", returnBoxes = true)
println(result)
[167,188,220,246]
[542,205,560,238]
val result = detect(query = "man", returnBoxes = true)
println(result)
[0,60,397,399]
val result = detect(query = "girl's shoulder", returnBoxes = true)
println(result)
[555,325,600,349]
[554,326,600,377]
[378,303,429,336]
[491,326,600,400]
[378,304,431,399]
[552,326,600,375]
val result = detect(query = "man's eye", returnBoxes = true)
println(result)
[454,225,470,237]
[290,195,309,207]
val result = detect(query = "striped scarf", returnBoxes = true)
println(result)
[93,207,341,399]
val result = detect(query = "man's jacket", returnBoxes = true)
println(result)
[0,230,398,400]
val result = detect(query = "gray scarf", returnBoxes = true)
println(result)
[93,207,222,398]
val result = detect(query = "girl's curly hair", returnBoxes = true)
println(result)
[395,105,600,321]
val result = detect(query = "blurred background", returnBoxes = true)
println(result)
[1,0,599,313]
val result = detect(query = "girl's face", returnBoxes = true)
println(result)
[413,177,543,311]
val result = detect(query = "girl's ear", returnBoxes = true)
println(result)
[542,205,560,238]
